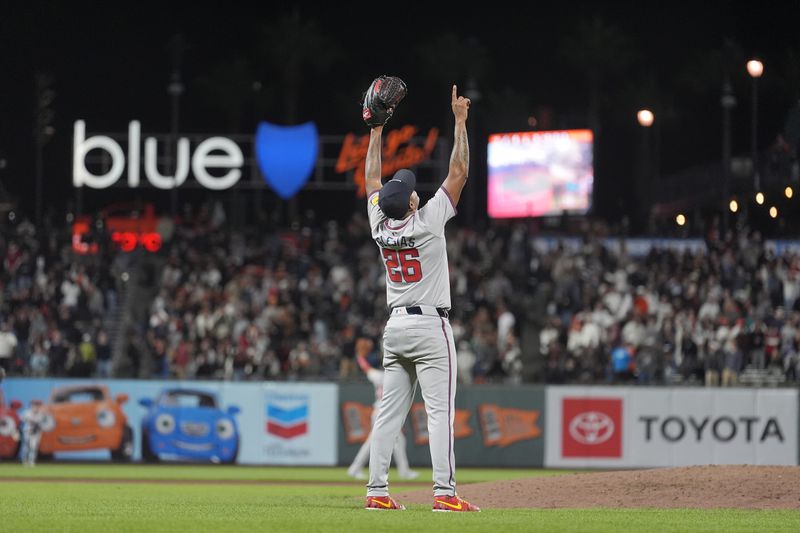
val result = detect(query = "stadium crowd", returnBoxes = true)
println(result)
[141,212,524,383]
[3,208,800,387]
[141,211,800,386]
[0,218,118,378]
[536,231,800,386]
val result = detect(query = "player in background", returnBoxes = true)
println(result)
[363,85,480,512]
[21,400,46,466]
[347,337,418,480]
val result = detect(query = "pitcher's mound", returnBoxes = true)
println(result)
[396,465,800,509]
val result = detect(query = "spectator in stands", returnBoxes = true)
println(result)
[500,331,523,384]
[29,341,48,377]
[610,344,634,383]
[71,333,96,377]
[95,329,112,378]
[0,321,18,374]
[47,329,68,377]
[705,339,723,386]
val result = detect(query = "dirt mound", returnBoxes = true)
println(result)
[395,465,800,509]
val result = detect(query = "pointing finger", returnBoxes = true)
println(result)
[452,85,457,102]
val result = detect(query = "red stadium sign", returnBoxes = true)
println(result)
[335,125,438,197]
[72,204,163,255]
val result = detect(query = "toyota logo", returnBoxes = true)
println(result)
[568,411,615,445]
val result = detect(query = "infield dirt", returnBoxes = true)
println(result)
[396,465,800,509]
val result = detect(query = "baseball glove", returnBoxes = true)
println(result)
[362,75,407,128]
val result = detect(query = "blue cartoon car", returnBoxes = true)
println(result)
[139,389,240,464]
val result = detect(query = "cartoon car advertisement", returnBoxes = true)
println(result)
[37,385,133,461]
[139,388,240,464]
[0,392,23,459]
[1,379,338,464]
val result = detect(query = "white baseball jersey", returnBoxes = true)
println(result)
[22,408,46,436]
[367,187,457,309]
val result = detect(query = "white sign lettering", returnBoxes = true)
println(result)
[72,120,244,190]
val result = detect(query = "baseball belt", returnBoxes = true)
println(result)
[391,306,449,319]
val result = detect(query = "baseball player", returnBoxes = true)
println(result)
[347,337,419,481]
[363,85,480,512]
[21,400,46,466]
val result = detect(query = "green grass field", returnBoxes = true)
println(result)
[0,464,798,532]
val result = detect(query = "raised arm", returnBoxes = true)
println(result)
[355,338,374,374]
[441,85,471,205]
[365,125,384,197]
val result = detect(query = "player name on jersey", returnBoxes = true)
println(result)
[374,235,416,248]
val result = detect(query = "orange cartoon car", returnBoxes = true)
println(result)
[38,385,133,461]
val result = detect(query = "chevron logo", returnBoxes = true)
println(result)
[265,395,309,440]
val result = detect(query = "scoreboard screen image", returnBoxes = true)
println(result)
[487,129,593,218]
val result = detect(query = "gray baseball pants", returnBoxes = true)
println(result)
[367,311,457,497]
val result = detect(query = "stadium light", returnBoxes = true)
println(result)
[755,192,765,205]
[729,199,739,213]
[676,213,686,226]
[747,60,764,78]
[769,206,778,219]
[637,109,654,127]
[785,186,793,199]
[748,59,764,191]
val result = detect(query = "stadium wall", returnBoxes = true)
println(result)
[2,379,797,468]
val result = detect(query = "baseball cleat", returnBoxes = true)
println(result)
[432,494,481,512]
[365,495,406,510]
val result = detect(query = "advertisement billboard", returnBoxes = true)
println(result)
[72,121,445,198]
[545,387,799,468]
[488,129,593,218]
[338,384,545,467]
[1,379,338,465]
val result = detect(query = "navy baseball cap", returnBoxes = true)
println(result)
[378,169,416,219]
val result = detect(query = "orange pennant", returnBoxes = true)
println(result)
[341,401,374,444]
[479,404,541,448]
[409,402,473,445]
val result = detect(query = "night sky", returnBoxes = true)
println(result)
[1,1,799,222]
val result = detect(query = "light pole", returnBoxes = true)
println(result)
[721,79,736,232]
[637,109,654,228]
[747,59,764,191]
[34,73,55,227]
[167,35,187,217]
[0,153,8,208]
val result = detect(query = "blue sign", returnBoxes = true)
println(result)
[255,121,318,199]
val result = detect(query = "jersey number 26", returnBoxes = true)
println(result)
[382,248,422,283]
